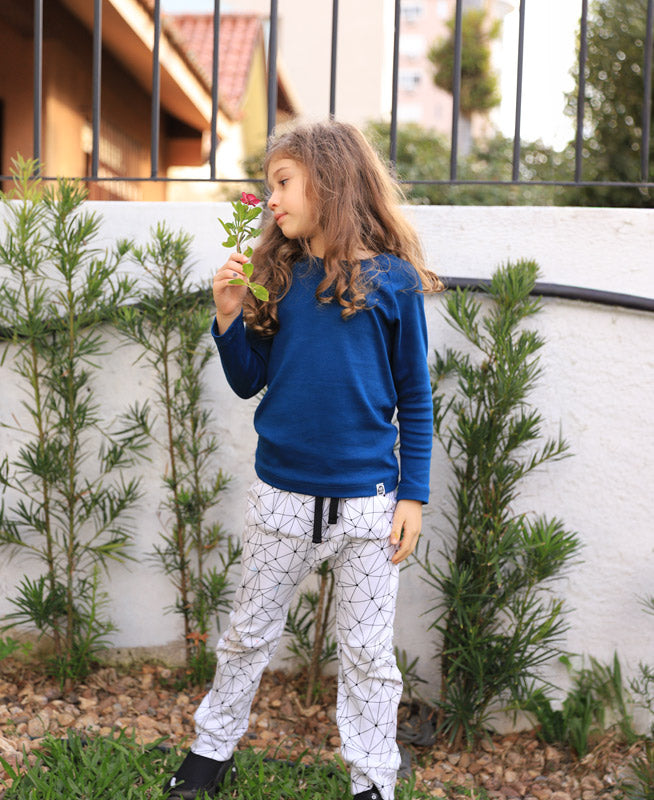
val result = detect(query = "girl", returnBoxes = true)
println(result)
[164,120,443,800]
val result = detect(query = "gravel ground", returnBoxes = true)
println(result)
[0,661,645,798]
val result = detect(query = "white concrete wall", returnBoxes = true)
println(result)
[1,203,653,722]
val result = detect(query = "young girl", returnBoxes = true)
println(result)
[164,120,443,800]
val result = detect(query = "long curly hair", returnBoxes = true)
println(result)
[243,120,444,336]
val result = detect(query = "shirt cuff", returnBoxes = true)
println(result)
[211,312,244,344]
[396,484,430,504]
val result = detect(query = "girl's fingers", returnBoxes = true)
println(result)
[389,499,422,564]
[225,252,248,268]
[391,528,420,564]
[216,253,249,281]
[213,253,250,325]
[216,268,243,282]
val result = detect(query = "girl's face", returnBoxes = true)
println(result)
[267,157,324,255]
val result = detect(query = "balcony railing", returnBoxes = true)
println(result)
[6,0,652,192]
[2,0,654,314]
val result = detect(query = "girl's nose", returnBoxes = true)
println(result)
[267,191,278,210]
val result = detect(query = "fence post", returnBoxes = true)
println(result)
[266,0,279,138]
[92,0,102,179]
[33,0,43,171]
[150,0,162,178]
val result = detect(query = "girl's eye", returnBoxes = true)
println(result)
[280,179,288,186]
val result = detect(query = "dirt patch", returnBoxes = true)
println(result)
[0,661,645,798]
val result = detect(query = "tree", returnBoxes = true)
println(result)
[428,8,501,117]
[565,0,654,207]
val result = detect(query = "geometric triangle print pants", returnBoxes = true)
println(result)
[191,479,403,800]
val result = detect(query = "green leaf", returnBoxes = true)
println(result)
[244,245,253,258]
[243,262,254,278]
[222,236,237,248]
[228,278,247,286]
[249,283,269,301]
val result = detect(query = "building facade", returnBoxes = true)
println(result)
[0,0,298,199]
[224,0,513,139]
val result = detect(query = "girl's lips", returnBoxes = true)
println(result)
[274,213,287,223]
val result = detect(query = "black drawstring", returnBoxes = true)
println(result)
[312,497,324,543]
[312,496,340,543]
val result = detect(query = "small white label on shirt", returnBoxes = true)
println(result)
[376,483,386,496]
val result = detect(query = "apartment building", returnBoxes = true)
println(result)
[224,0,513,137]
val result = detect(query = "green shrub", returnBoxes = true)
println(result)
[0,158,148,686]
[522,653,635,758]
[117,224,240,686]
[418,259,581,746]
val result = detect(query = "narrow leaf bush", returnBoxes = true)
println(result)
[117,224,240,685]
[419,259,581,746]
[0,158,149,686]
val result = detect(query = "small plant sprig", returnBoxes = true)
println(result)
[220,192,269,301]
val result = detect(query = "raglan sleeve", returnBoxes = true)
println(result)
[391,274,433,504]
[211,312,272,398]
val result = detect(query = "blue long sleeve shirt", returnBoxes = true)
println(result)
[212,254,433,503]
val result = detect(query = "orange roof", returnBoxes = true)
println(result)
[166,13,262,120]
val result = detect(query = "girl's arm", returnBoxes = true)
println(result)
[392,282,433,505]
[211,253,271,398]
[389,269,433,563]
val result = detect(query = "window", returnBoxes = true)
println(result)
[399,34,426,59]
[401,2,424,24]
[399,69,423,92]
[81,120,143,201]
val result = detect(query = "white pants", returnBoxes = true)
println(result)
[192,480,403,800]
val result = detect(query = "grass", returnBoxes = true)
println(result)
[0,730,442,799]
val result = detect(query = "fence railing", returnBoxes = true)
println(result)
[4,0,652,191]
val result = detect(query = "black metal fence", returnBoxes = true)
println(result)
[10,0,654,191]
[5,0,653,313]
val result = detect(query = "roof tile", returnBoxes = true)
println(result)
[167,13,262,119]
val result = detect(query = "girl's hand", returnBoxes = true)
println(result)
[389,499,422,564]
[214,252,249,333]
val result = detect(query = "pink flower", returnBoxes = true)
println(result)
[241,192,260,206]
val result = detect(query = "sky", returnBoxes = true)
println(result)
[496,1,581,148]
[161,0,582,149]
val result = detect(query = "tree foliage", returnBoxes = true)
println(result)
[566,0,654,206]
[428,8,501,116]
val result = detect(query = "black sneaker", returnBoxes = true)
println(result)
[163,751,236,799]
[353,786,381,800]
